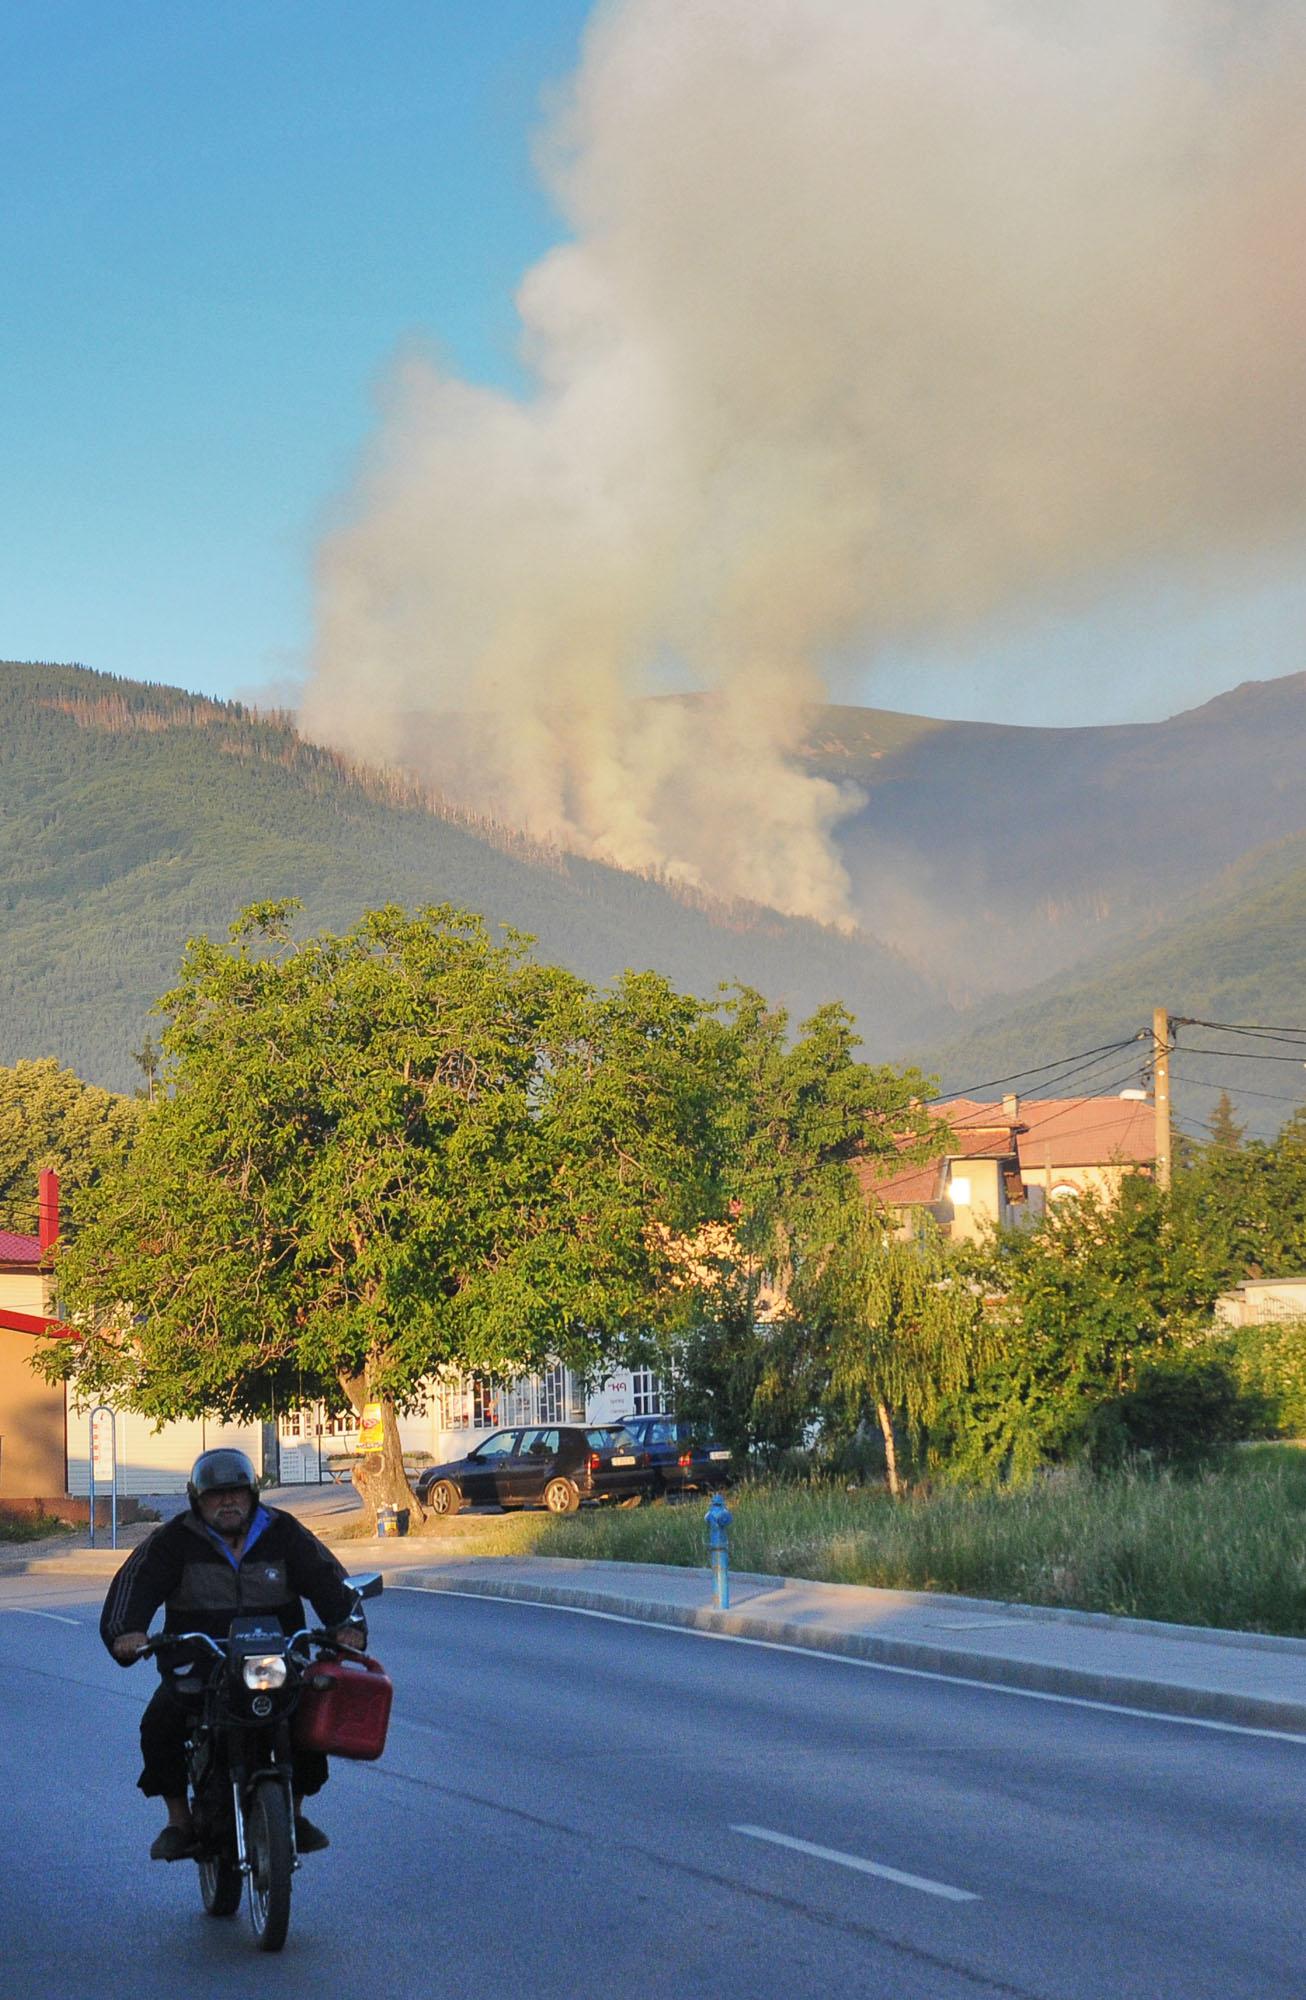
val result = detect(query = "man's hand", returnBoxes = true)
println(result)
[329,1623,365,1652]
[111,1630,150,1663]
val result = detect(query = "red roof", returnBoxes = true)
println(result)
[1011,1097,1155,1168]
[857,1092,1155,1211]
[857,1103,1022,1207]
[0,1229,42,1266]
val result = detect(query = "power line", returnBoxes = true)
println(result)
[1172,1042,1306,1067]
[1175,1016,1306,1042]
[930,1034,1145,1108]
[952,1042,1156,1120]
[1009,1056,1155,1150]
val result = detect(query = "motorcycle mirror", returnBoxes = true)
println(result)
[347,1572,383,1601]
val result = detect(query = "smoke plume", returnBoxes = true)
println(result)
[305,0,1306,925]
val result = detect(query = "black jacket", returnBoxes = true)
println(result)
[100,1506,362,1665]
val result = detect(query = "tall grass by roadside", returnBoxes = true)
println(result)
[417,1445,1306,1637]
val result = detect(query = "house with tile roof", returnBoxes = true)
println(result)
[858,1092,1157,1242]
[1010,1094,1157,1205]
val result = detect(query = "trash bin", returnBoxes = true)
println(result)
[377,1504,399,1538]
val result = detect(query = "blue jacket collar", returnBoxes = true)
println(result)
[201,1503,271,1569]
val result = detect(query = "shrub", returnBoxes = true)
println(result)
[1233,1317,1306,1436]
[1089,1344,1262,1467]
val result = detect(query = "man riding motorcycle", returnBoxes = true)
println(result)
[100,1448,367,1861]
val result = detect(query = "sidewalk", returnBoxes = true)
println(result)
[16,1514,1306,1736]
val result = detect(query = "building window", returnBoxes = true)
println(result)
[630,1367,670,1416]
[432,1365,578,1431]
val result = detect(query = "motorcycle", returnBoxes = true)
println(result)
[137,1571,388,1952]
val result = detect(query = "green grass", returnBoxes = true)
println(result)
[411,1449,1306,1636]
[0,1512,74,1543]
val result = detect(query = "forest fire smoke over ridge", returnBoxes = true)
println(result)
[303,0,1306,926]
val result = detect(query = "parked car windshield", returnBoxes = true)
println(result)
[588,1427,637,1452]
[641,1419,680,1445]
[471,1430,520,1459]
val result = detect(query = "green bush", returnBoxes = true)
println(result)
[1233,1317,1306,1436]
[1090,1345,1262,1467]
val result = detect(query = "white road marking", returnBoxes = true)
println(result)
[731,1822,979,1902]
[0,1607,82,1625]
[388,1583,1306,1746]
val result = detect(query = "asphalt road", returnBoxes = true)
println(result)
[1,1570,1302,1998]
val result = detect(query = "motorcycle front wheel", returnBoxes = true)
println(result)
[198,1851,242,1918]
[245,1779,293,1952]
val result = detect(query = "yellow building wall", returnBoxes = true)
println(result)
[1019,1163,1134,1204]
[0,1270,65,1498]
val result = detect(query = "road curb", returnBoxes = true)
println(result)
[387,1568,1306,1736]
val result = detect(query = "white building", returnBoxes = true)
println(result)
[1215,1277,1306,1328]
[62,1364,672,1493]
[65,1392,267,1497]
[274,1363,671,1483]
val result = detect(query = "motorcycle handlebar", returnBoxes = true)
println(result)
[136,1630,226,1661]
[135,1626,355,1662]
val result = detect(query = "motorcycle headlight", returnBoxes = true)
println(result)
[242,1654,288,1691]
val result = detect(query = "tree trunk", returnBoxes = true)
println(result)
[876,1400,901,1499]
[340,1371,425,1533]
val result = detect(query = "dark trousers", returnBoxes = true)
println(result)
[138,1679,328,1800]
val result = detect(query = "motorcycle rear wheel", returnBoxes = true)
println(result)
[245,1779,293,1952]
[198,1852,242,1918]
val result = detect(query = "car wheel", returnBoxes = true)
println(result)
[426,1479,461,1518]
[543,1477,580,1515]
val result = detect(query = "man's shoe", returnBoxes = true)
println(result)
[149,1826,198,1862]
[294,1815,329,1854]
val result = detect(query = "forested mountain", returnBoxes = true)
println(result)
[0,661,946,1091]
[800,671,1306,1001]
[3,657,1303,1137]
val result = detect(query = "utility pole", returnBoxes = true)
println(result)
[1152,1006,1172,1191]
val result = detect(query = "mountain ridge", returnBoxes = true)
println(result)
[0,660,946,1093]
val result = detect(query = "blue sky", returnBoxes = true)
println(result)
[2,0,1301,728]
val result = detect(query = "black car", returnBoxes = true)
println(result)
[415,1425,653,1517]
[618,1415,734,1496]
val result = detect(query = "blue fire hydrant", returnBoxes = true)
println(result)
[705,1491,733,1609]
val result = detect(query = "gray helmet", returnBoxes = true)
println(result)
[187,1447,258,1513]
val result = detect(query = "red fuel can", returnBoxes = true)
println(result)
[293,1653,393,1761]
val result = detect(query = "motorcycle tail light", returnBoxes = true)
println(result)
[242,1654,289,1690]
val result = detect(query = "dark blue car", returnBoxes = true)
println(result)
[617,1415,734,1497]
[415,1424,653,1516]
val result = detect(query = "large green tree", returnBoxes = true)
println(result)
[1178,1107,1306,1285]
[51,903,727,1523]
[0,1058,141,1235]
[659,992,938,1458]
